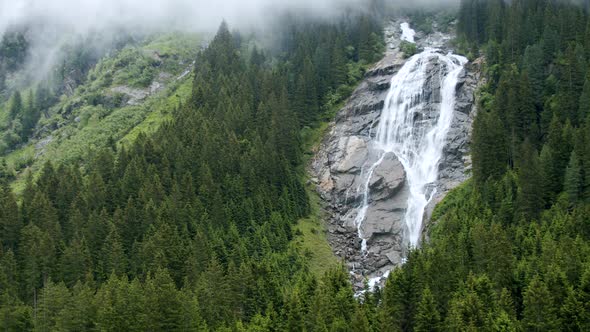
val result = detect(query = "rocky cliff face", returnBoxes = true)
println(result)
[310,21,481,290]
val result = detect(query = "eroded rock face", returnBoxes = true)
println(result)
[425,59,481,225]
[310,20,481,292]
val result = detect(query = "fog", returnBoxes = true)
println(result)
[0,0,460,85]
[0,0,362,37]
[0,0,461,38]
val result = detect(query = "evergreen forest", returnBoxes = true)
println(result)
[0,0,589,330]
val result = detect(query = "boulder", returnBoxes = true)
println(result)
[369,152,405,201]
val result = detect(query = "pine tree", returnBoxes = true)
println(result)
[472,110,508,188]
[0,182,20,250]
[486,0,505,42]
[516,141,543,220]
[60,236,91,287]
[546,115,570,192]
[0,67,5,93]
[580,75,590,121]
[95,275,147,331]
[564,151,582,204]
[21,89,40,139]
[285,290,305,332]
[522,276,558,331]
[351,307,370,332]
[179,289,208,331]
[0,300,33,331]
[99,222,127,279]
[414,287,440,332]
[54,281,96,331]
[331,37,348,88]
[515,71,539,143]
[8,91,22,119]
[577,264,590,330]
[358,15,374,63]
[560,286,584,331]
[523,44,545,108]
[380,268,415,331]
[144,269,183,331]
[0,249,19,299]
[19,224,55,300]
[557,43,587,125]
[540,144,559,206]
[196,258,232,328]
[498,288,516,321]
[34,280,70,331]
[491,311,517,332]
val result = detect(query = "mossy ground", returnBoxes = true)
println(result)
[293,186,340,278]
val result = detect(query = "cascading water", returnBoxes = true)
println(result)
[354,41,468,252]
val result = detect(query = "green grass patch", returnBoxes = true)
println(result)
[120,74,192,147]
[4,145,35,194]
[293,186,339,278]
[4,144,35,172]
[431,179,473,221]
[0,104,8,128]
[10,176,27,195]
[143,33,202,58]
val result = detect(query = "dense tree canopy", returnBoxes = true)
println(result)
[0,12,384,330]
[2,0,589,330]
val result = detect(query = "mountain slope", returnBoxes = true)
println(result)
[0,13,387,330]
[0,33,201,192]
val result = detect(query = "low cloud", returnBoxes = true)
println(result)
[0,0,461,38]
[0,0,460,85]
[0,0,372,38]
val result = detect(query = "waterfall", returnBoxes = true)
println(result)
[354,47,468,251]
[400,22,416,43]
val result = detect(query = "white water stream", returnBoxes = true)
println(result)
[355,24,468,255]
[400,22,416,43]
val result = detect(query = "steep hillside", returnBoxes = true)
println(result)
[0,33,201,192]
[0,12,388,330]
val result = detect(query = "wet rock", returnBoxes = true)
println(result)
[368,77,392,91]
[333,136,368,174]
[310,20,481,293]
[369,153,405,201]
[385,250,403,265]
[375,257,391,269]
[336,226,348,234]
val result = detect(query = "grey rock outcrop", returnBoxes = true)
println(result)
[310,20,481,292]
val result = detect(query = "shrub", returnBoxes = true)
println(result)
[400,41,418,58]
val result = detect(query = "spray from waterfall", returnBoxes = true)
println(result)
[354,23,467,254]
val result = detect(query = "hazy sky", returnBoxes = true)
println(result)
[0,0,461,38]
[0,0,459,82]
[0,0,372,37]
